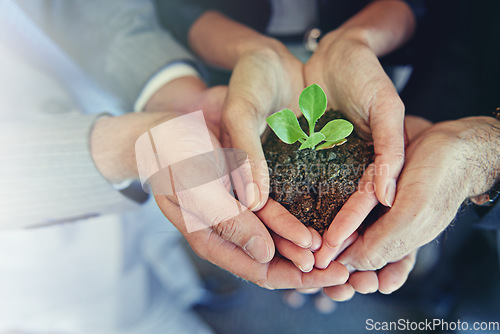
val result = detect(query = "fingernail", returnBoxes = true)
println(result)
[384,180,397,207]
[297,240,312,249]
[315,262,329,270]
[244,236,270,263]
[262,283,275,290]
[297,264,313,273]
[310,242,321,252]
[245,182,261,211]
[325,240,340,249]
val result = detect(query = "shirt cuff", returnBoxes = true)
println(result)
[134,62,200,112]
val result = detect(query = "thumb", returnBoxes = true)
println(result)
[336,234,388,272]
[336,210,409,271]
[174,178,275,263]
[368,87,405,207]
[221,99,270,212]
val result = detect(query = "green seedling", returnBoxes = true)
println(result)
[266,84,353,150]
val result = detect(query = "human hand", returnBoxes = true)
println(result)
[147,78,324,274]
[188,12,306,210]
[156,193,348,289]
[317,116,500,300]
[184,12,324,272]
[336,116,500,269]
[311,115,431,300]
[305,29,405,208]
[220,41,305,211]
[144,75,227,136]
[304,0,416,207]
[142,111,348,288]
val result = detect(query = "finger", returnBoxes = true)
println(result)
[323,284,356,302]
[314,231,358,269]
[161,178,275,264]
[158,196,349,289]
[315,163,378,269]
[337,234,387,272]
[265,261,349,290]
[404,121,409,149]
[272,232,314,273]
[296,288,321,294]
[308,227,322,252]
[200,85,228,132]
[369,85,405,208]
[349,271,379,294]
[323,163,379,249]
[222,99,270,211]
[336,209,415,271]
[378,251,417,294]
[256,199,313,249]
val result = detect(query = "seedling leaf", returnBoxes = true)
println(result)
[319,119,354,143]
[316,138,348,150]
[299,132,325,150]
[266,109,308,144]
[299,84,327,135]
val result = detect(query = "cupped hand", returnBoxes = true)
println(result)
[147,117,348,287]
[221,42,305,211]
[137,98,338,285]
[143,76,325,274]
[336,116,500,273]
[316,116,500,300]
[305,28,405,208]
[313,115,432,300]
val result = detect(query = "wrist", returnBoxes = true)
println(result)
[319,0,415,57]
[318,26,371,53]
[189,11,283,68]
[90,112,170,184]
[453,117,500,198]
[144,76,206,113]
[234,34,285,60]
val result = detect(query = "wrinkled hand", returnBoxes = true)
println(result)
[313,115,432,300]
[147,113,348,288]
[336,116,500,270]
[221,43,304,211]
[138,72,346,286]
[316,116,500,300]
[305,28,405,207]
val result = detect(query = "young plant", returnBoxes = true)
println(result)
[266,84,353,150]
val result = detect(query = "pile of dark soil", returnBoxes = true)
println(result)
[262,110,374,235]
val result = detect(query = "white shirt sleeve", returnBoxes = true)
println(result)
[134,62,200,112]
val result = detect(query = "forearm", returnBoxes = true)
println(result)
[188,11,282,69]
[323,0,416,57]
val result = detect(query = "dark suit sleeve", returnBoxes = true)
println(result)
[154,0,271,48]
[476,203,500,230]
[154,0,206,47]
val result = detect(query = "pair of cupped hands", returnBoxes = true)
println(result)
[146,29,497,301]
